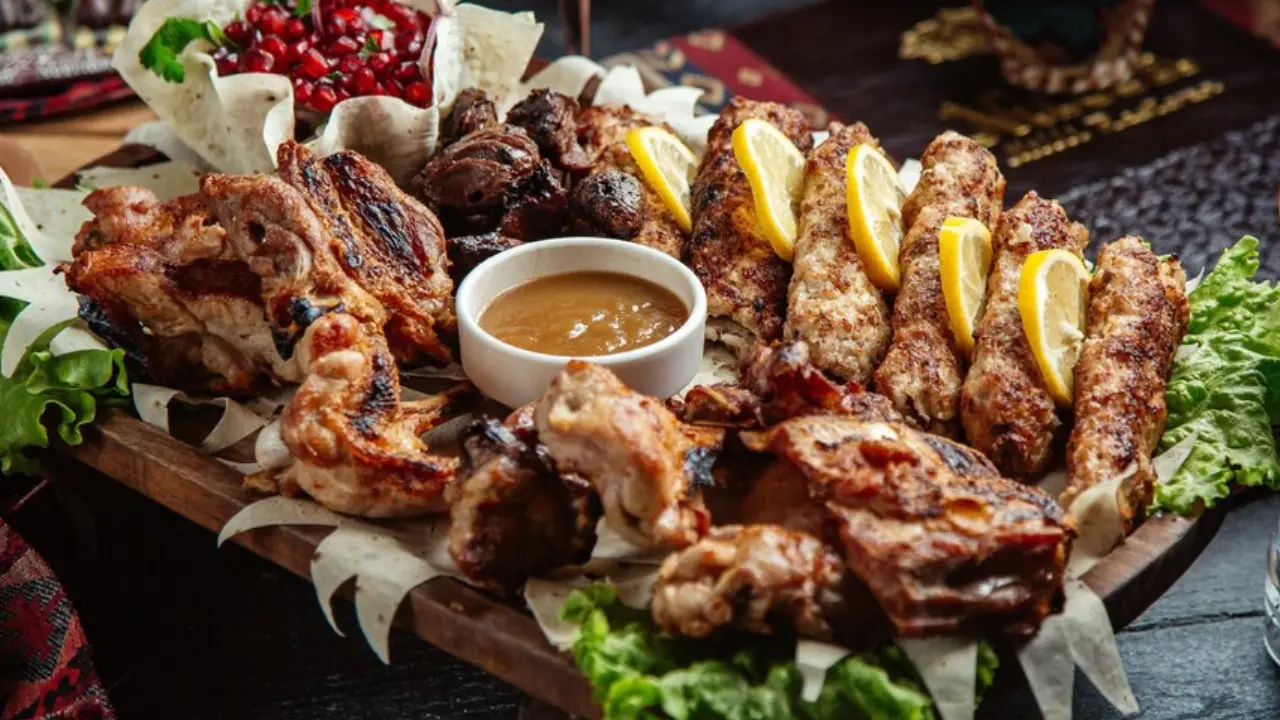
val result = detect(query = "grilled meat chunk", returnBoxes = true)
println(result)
[1062,237,1189,524]
[689,99,813,349]
[64,187,302,394]
[446,232,524,285]
[447,406,601,588]
[742,416,1071,637]
[874,132,1005,436]
[495,162,570,241]
[535,361,722,549]
[786,123,892,384]
[441,88,498,147]
[507,88,591,173]
[961,192,1088,478]
[571,105,687,257]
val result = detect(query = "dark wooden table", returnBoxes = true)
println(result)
[13,0,1280,718]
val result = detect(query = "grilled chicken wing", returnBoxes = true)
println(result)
[652,525,858,640]
[535,361,722,549]
[874,132,1005,436]
[785,123,892,384]
[1061,237,1189,524]
[447,406,601,588]
[961,192,1088,478]
[689,99,813,349]
[741,416,1071,637]
[571,105,687,258]
[65,187,302,394]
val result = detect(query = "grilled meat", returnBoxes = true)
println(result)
[571,105,687,258]
[961,192,1088,478]
[446,232,524,285]
[535,361,722,549]
[652,525,859,640]
[1061,237,1189,524]
[495,162,570,240]
[688,98,813,349]
[741,416,1071,637]
[441,88,498,148]
[874,132,1005,436]
[786,123,892,384]
[507,88,591,173]
[447,406,601,588]
[64,187,302,394]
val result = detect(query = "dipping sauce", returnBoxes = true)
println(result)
[478,271,689,356]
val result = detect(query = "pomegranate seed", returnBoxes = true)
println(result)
[292,77,313,104]
[244,4,263,24]
[259,36,288,64]
[259,7,287,36]
[224,20,252,45]
[392,60,419,82]
[285,38,311,63]
[298,48,331,79]
[324,17,347,38]
[285,17,308,39]
[384,79,403,97]
[403,81,430,106]
[350,67,377,94]
[332,8,359,23]
[311,86,337,113]
[368,51,393,76]
[395,31,423,58]
[240,48,275,74]
[328,35,362,55]
[348,16,366,33]
[381,3,417,29]
[335,88,351,103]
[338,55,361,74]
[215,51,238,76]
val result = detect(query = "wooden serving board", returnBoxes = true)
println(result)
[52,139,1226,718]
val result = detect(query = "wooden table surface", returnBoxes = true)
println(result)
[1,101,155,185]
[7,0,1280,718]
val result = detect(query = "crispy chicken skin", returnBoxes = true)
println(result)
[961,192,1089,478]
[874,132,1005,436]
[689,98,813,346]
[447,406,601,588]
[786,123,892,384]
[741,416,1071,637]
[65,187,302,394]
[571,105,687,257]
[1061,237,1189,524]
[535,361,721,549]
[652,525,855,640]
[279,314,476,516]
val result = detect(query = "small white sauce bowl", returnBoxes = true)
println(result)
[456,237,707,408]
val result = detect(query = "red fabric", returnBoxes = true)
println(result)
[0,521,114,720]
[0,76,133,124]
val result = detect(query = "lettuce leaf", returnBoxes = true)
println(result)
[561,581,997,720]
[1155,237,1280,513]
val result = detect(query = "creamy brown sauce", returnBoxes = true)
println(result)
[479,271,689,356]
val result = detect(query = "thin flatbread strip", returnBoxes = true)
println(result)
[688,98,813,347]
[873,131,1004,436]
[785,122,891,385]
[961,191,1088,478]
[1060,237,1189,525]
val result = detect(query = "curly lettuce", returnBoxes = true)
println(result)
[560,582,997,720]
[1154,236,1280,513]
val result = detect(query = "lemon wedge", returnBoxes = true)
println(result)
[939,217,993,355]
[1018,248,1090,406]
[731,118,806,261]
[846,144,908,291]
[626,126,698,233]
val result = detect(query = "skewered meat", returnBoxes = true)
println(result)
[276,313,476,516]
[441,88,498,148]
[571,105,687,258]
[741,416,1071,637]
[786,123,892,384]
[652,525,859,640]
[1061,237,1189,524]
[961,192,1088,478]
[65,187,303,395]
[445,232,524,285]
[874,132,1005,436]
[507,89,591,173]
[535,361,722,549]
[274,141,455,366]
[688,99,813,349]
[447,406,601,588]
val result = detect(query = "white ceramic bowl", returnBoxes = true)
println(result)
[456,237,707,408]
